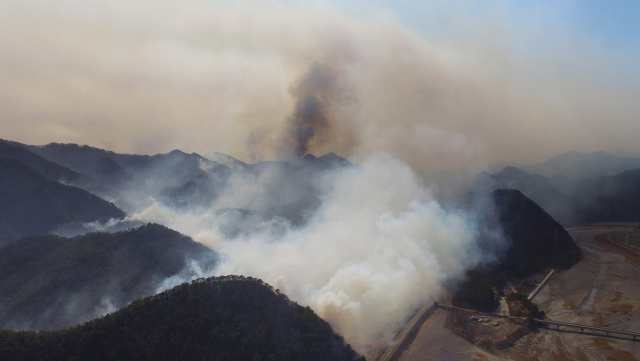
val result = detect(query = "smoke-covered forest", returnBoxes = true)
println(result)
[1,1,640,359]
[6,135,636,358]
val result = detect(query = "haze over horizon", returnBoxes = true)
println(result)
[2,1,640,175]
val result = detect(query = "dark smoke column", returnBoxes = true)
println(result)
[282,62,339,159]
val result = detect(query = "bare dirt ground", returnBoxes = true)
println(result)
[393,225,640,361]
[520,226,640,361]
[397,309,503,361]
[610,232,640,253]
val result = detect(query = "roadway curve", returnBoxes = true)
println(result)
[378,302,436,361]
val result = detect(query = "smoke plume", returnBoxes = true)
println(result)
[280,62,344,159]
[122,153,504,356]
[4,0,638,356]
[3,1,639,172]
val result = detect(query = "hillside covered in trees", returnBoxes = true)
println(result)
[0,275,365,361]
[453,189,582,311]
[0,156,124,246]
[0,141,82,183]
[452,272,500,313]
[477,160,640,227]
[0,224,217,330]
[492,189,581,278]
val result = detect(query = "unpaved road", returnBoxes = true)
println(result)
[378,302,435,361]
[531,226,640,360]
[397,309,501,361]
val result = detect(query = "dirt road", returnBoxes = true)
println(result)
[517,226,640,360]
[397,309,502,361]
[394,225,640,361]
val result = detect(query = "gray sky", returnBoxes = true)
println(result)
[1,0,639,173]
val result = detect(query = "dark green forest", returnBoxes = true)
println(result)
[452,189,582,311]
[452,272,499,313]
[0,275,365,361]
[0,155,124,246]
[484,163,640,227]
[0,140,81,183]
[492,189,581,278]
[0,224,217,330]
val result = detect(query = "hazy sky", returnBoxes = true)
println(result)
[1,0,639,172]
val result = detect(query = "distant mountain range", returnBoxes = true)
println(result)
[0,138,355,241]
[4,136,637,237]
[521,150,640,179]
[24,142,222,210]
[5,140,352,223]
[0,275,364,361]
[475,162,640,226]
[0,223,217,330]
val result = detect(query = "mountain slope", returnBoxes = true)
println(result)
[0,275,364,361]
[521,150,640,178]
[26,142,211,185]
[25,142,143,175]
[162,152,351,216]
[572,168,640,224]
[491,189,581,277]
[454,189,582,310]
[203,151,247,168]
[483,165,640,226]
[0,140,81,182]
[25,142,226,211]
[0,223,217,330]
[19,141,353,224]
[0,157,125,246]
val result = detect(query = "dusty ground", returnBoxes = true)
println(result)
[522,226,640,361]
[610,232,640,253]
[393,226,640,361]
[397,309,503,361]
[446,311,530,350]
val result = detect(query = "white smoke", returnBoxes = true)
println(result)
[126,152,502,355]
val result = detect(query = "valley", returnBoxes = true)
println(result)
[2,2,640,359]
[2,138,640,360]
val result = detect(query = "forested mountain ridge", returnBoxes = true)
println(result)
[0,275,365,361]
[26,142,212,187]
[0,157,125,246]
[0,140,81,182]
[453,189,582,311]
[572,168,640,224]
[16,140,353,225]
[465,189,581,278]
[491,189,581,277]
[0,224,217,330]
[474,164,640,226]
[22,142,218,210]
